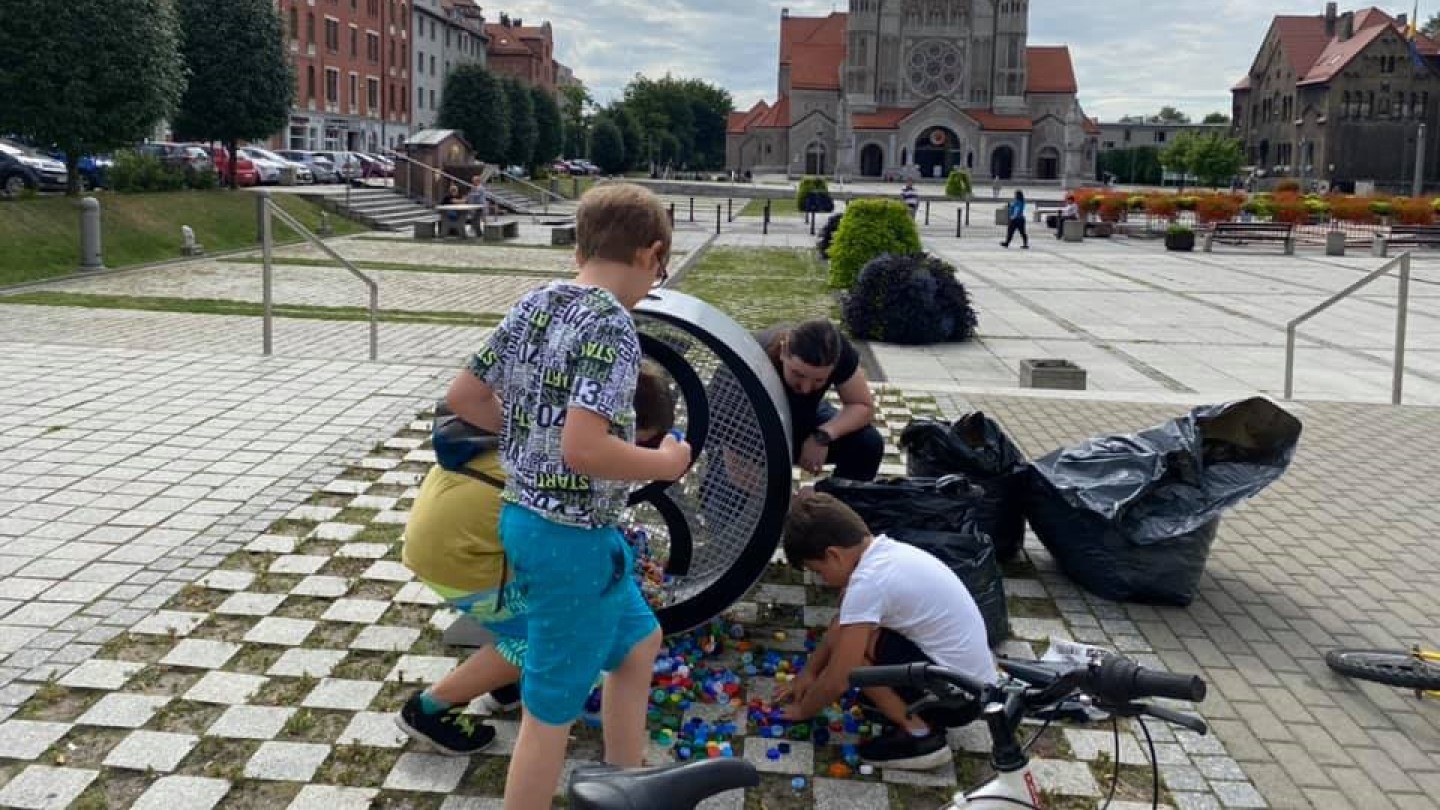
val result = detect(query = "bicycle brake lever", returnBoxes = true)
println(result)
[1032,699,1108,725]
[1137,702,1208,735]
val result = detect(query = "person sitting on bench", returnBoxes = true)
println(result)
[1054,194,1079,238]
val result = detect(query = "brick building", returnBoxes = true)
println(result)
[726,2,1099,184]
[275,0,412,152]
[484,17,555,92]
[1233,3,1440,191]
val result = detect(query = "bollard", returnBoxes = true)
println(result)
[318,212,333,236]
[925,201,931,226]
[956,208,963,238]
[727,198,733,222]
[78,197,104,271]
[763,200,771,235]
[966,201,971,226]
[810,212,816,236]
[689,197,695,222]
[572,176,580,199]
[716,204,722,235]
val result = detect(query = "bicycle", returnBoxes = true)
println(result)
[1325,645,1440,697]
[567,651,1207,810]
[848,652,1208,810]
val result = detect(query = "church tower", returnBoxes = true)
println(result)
[844,0,881,113]
[992,0,1028,115]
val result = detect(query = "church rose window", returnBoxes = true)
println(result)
[906,39,963,97]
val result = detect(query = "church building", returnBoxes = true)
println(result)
[726,1,1099,184]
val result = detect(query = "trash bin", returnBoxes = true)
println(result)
[1023,397,1303,606]
[900,413,1028,561]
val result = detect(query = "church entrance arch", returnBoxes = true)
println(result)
[805,142,827,175]
[914,126,963,179]
[859,144,884,178]
[1036,147,1060,180]
[990,145,1015,180]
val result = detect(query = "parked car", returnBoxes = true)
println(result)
[503,164,530,179]
[352,152,388,179]
[570,159,601,176]
[0,140,68,195]
[276,150,340,184]
[239,147,313,185]
[195,145,259,187]
[135,142,215,175]
[312,151,364,183]
[361,153,395,177]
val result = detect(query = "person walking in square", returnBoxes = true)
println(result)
[901,182,920,219]
[1000,190,1029,249]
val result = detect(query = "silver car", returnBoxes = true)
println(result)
[277,150,340,184]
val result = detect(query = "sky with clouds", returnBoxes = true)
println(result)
[506,1,1427,122]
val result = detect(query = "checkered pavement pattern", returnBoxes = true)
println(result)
[0,390,1236,809]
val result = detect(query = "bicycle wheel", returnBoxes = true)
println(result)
[1325,649,1440,691]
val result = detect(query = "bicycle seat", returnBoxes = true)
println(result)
[568,758,759,810]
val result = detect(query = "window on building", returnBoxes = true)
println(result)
[430,55,436,75]
[417,49,423,69]
[306,65,315,99]
[350,73,358,108]
[368,78,380,112]
[325,18,339,52]
[1156,131,1167,143]
[430,88,436,108]
[416,86,423,109]
[367,32,380,62]
[350,26,358,56]
[368,0,379,15]
[325,68,339,102]
[390,39,396,63]
[289,7,298,39]
[307,12,316,43]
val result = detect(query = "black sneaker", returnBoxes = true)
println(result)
[859,728,951,770]
[395,692,496,755]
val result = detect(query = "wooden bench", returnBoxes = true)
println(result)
[1204,222,1295,255]
[483,220,520,242]
[1372,224,1440,257]
[1034,206,1063,224]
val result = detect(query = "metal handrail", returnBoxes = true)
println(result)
[1284,252,1411,404]
[378,147,570,220]
[378,147,481,205]
[258,190,379,361]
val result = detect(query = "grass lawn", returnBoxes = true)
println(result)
[3,291,501,327]
[738,197,802,217]
[0,191,365,287]
[674,247,838,329]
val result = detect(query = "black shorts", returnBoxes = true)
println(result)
[870,628,981,729]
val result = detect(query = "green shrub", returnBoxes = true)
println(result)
[1127,195,1146,211]
[1166,223,1194,236]
[1176,195,1199,211]
[109,151,187,193]
[944,169,972,198]
[795,176,829,209]
[1369,199,1395,217]
[827,199,921,290]
[187,167,218,191]
[842,252,977,344]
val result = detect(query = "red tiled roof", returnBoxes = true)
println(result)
[1353,7,1393,31]
[728,101,770,134]
[852,107,912,129]
[780,13,846,64]
[484,23,550,55]
[752,97,790,129]
[1271,16,1333,77]
[790,44,845,90]
[1026,46,1077,94]
[1239,9,1440,90]
[967,109,1033,132]
[1083,116,1100,135]
[1299,23,1388,84]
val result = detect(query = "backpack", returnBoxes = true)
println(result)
[431,400,504,487]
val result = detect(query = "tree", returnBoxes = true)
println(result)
[591,117,626,174]
[1156,106,1191,124]
[559,84,592,158]
[531,86,563,169]
[502,77,537,169]
[1187,135,1245,187]
[1161,132,1200,190]
[438,65,508,164]
[1097,146,1162,185]
[1202,112,1232,125]
[1424,11,1440,39]
[613,74,733,170]
[0,0,185,194]
[608,104,645,170]
[172,0,293,189]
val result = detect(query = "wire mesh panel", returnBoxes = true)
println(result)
[631,290,793,634]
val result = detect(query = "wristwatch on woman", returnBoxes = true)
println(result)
[810,428,833,446]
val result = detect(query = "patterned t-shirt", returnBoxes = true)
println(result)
[468,282,640,528]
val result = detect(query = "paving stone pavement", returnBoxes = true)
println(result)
[0,389,1242,808]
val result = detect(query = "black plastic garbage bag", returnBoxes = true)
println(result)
[889,527,1009,648]
[1024,397,1302,606]
[815,474,987,536]
[901,413,1028,561]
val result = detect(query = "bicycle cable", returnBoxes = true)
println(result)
[1138,715,1161,810]
[1097,714,1121,810]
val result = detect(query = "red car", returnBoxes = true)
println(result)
[199,145,259,187]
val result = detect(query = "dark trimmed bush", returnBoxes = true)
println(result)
[842,252,978,345]
[816,212,843,259]
[827,199,921,289]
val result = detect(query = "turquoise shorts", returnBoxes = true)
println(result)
[498,503,659,725]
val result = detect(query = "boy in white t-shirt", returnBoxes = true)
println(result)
[777,490,996,771]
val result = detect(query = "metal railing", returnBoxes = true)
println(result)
[1283,252,1411,404]
[257,190,379,361]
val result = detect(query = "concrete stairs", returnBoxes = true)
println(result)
[320,187,437,231]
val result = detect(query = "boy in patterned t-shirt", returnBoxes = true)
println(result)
[445,183,691,809]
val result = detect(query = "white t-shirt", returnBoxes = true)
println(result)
[839,534,997,685]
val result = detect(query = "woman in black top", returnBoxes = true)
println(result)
[756,320,883,481]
